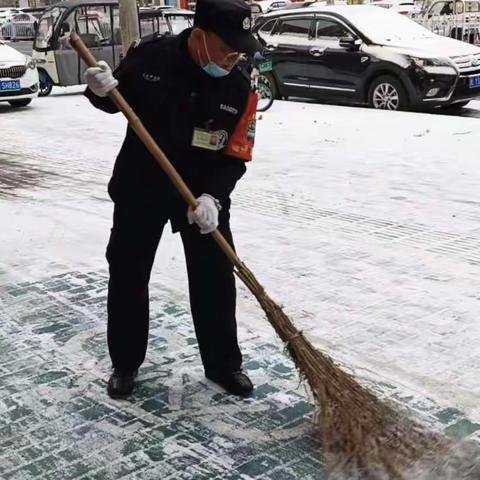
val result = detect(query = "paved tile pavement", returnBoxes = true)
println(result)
[0,270,328,479]
[1,270,478,479]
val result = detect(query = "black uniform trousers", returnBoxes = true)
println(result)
[106,201,242,375]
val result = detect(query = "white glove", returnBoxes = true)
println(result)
[187,194,220,234]
[84,60,118,97]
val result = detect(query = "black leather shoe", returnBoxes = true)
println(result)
[205,370,254,397]
[107,369,138,399]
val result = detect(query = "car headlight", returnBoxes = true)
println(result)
[410,56,457,74]
[25,57,36,70]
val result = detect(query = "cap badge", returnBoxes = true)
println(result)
[243,17,251,30]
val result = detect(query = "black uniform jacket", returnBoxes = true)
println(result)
[85,28,252,231]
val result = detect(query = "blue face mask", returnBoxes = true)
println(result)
[200,33,231,78]
[203,62,230,78]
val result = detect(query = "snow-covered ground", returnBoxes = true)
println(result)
[1,87,480,429]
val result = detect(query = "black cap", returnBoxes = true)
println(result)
[194,0,261,55]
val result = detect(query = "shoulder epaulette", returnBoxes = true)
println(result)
[127,32,164,54]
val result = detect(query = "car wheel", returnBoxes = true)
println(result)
[38,71,53,97]
[450,28,476,43]
[450,27,464,41]
[368,75,408,111]
[8,99,32,108]
[259,72,278,100]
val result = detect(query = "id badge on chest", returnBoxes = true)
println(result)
[192,127,228,151]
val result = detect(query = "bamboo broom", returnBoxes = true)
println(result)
[70,32,480,479]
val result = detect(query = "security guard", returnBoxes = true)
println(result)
[84,0,260,398]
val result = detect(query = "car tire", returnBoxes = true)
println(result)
[8,99,32,108]
[449,27,471,42]
[259,72,279,100]
[38,71,53,97]
[450,28,461,40]
[368,75,409,111]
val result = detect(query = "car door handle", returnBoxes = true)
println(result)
[309,47,325,57]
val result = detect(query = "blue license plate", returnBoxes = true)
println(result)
[0,80,20,91]
[469,75,480,88]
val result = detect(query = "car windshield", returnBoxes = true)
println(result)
[349,7,435,43]
[35,6,65,49]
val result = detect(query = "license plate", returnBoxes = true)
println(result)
[469,75,480,88]
[0,80,20,91]
[258,61,273,73]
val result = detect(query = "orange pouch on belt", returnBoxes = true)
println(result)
[224,91,258,162]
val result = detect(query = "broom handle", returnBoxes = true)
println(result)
[70,32,244,272]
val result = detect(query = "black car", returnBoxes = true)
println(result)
[253,5,480,110]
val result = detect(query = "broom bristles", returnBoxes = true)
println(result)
[235,263,480,479]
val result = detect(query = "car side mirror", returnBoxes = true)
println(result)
[339,36,361,51]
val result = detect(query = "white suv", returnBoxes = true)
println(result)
[0,39,38,108]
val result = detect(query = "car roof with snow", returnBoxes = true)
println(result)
[261,4,396,20]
